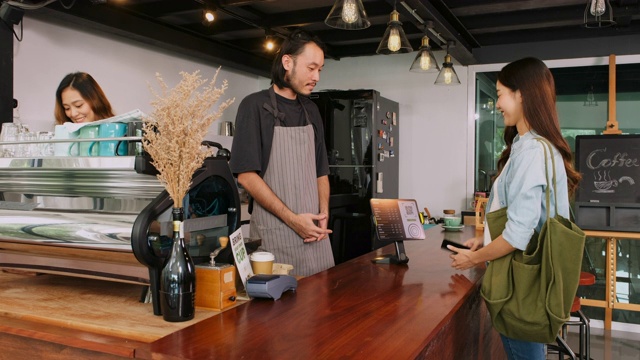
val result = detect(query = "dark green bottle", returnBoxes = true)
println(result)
[160,207,196,322]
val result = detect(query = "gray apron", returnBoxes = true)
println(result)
[250,87,334,276]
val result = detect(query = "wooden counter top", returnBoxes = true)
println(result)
[0,226,505,360]
[139,225,504,359]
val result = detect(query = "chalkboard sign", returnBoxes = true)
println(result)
[575,134,640,203]
[574,134,640,231]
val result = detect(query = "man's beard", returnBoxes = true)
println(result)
[283,69,308,96]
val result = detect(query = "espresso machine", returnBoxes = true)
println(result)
[0,139,240,316]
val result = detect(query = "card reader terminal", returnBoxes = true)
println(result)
[246,274,298,300]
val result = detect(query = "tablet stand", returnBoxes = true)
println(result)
[371,241,409,264]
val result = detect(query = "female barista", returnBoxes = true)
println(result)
[54,72,115,125]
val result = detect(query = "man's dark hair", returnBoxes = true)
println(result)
[270,29,326,89]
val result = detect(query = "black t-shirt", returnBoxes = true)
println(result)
[229,89,329,178]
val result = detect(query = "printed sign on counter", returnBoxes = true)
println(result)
[230,228,254,288]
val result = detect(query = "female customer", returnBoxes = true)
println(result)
[449,57,581,359]
[54,72,115,125]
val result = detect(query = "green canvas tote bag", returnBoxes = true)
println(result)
[480,138,586,344]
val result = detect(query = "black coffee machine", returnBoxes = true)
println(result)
[131,146,240,316]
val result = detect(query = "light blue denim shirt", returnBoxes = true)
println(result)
[487,131,570,250]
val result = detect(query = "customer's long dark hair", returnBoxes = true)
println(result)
[270,29,325,89]
[495,57,581,196]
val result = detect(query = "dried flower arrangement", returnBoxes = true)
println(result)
[143,69,235,207]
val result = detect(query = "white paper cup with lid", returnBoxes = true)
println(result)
[250,251,275,275]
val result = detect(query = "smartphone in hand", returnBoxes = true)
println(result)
[441,239,470,253]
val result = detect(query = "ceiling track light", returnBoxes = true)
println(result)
[435,41,461,86]
[325,0,371,30]
[399,2,447,45]
[376,7,412,55]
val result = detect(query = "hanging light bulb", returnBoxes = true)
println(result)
[265,38,275,51]
[443,67,453,84]
[590,0,606,16]
[341,0,358,23]
[420,52,431,69]
[376,9,412,54]
[325,0,370,30]
[387,28,401,52]
[203,9,215,23]
[409,36,440,73]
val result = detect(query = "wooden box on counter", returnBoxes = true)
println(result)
[195,263,237,311]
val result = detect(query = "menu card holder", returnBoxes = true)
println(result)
[370,198,425,264]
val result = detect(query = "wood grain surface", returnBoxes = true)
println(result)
[140,226,505,360]
[1,226,506,359]
[0,271,219,343]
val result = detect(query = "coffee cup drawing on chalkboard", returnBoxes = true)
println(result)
[592,171,635,193]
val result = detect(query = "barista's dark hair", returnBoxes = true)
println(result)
[54,72,114,125]
[495,57,581,196]
[271,29,326,89]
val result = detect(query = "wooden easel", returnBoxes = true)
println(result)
[603,54,622,135]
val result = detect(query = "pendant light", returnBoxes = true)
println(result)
[325,0,370,30]
[583,85,598,106]
[409,36,440,73]
[376,5,412,54]
[584,0,615,28]
[435,41,461,86]
[263,29,277,52]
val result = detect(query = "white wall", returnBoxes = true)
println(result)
[13,16,261,137]
[318,54,470,217]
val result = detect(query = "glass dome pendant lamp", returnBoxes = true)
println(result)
[434,41,461,85]
[376,7,412,54]
[409,36,440,73]
[325,0,371,30]
[584,0,615,28]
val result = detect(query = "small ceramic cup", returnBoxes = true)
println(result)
[69,125,99,156]
[444,216,462,227]
[93,122,128,156]
[54,125,79,156]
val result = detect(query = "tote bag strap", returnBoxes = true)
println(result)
[534,137,557,222]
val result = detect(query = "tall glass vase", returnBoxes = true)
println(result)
[160,207,196,322]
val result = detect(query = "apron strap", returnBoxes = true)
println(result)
[263,86,312,126]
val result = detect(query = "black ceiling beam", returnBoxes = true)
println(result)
[460,6,585,33]
[32,1,271,77]
[114,1,200,19]
[474,22,640,46]
[449,0,586,17]
[399,0,478,65]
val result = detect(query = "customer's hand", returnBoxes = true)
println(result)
[449,248,477,271]
[464,236,484,251]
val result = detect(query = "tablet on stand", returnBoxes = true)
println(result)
[370,198,425,264]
